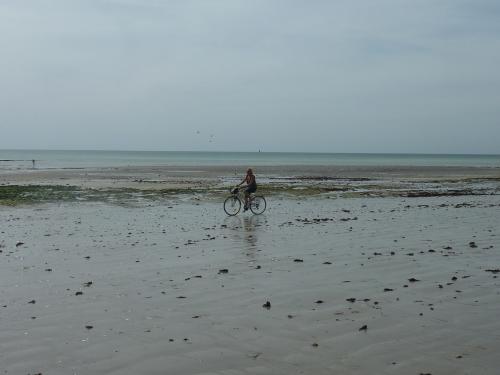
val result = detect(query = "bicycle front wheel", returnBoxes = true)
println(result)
[224,196,241,216]
[250,196,266,215]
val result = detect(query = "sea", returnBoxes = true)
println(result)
[1,150,500,170]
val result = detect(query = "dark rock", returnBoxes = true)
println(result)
[359,325,367,332]
[85,325,93,330]
[262,301,271,309]
[408,278,420,282]
[485,269,500,274]
[383,288,394,292]
[218,269,229,274]
[293,259,304,262]
[346,298,356,303]
[75,291,83,296]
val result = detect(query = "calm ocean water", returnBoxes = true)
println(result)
[1,150,500,170]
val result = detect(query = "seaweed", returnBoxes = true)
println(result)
[0,181,497,206]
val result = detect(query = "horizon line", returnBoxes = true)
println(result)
[1,148,499,157]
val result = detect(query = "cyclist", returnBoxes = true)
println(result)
[236,168,257,211]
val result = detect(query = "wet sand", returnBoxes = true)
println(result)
[1,164,500,190]
[1,165,499,207]
[1,193,500,374]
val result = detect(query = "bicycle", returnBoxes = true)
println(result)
[223,187,266,216]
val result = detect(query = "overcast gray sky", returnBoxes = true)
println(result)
[0,0,499,153]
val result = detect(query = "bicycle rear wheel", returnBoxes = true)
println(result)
[224,196,241,216]
[250,196,266,215]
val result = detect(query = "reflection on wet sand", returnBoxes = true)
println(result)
[223,214,266,253]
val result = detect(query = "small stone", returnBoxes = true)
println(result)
[359,324,367,332]
[85,325,93,330]
[293,259,304,262]
[262,301,271,310]
[218,269,229,274]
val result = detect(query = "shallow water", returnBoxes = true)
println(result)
[1,149,500,170]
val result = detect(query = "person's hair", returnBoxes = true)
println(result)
[247,168,253,174]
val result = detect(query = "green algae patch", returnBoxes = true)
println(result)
[1,182,495,206]
[0,185,216,206]
[0,185,82,206]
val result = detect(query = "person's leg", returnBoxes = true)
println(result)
[244,192,249,209]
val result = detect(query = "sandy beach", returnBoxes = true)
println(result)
[1,166,500,374]
[3,0,500,372]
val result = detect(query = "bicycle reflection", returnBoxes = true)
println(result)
[223,214,265,254]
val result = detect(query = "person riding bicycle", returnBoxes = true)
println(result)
[236,168,257,211]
